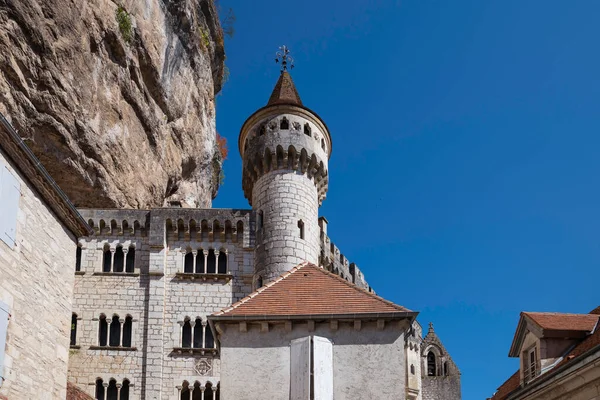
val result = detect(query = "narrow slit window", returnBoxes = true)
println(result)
[182,319,192,348]
[298,220,305,239]
[70,313,77,346]
[257,210,263,230]
[75,246,82,271]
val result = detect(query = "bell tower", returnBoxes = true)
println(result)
[238,46,332,285]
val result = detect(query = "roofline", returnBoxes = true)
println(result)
[238,102,333,159]
[209,311,419,323]
[506,341,600,399]
[0,113,92,238]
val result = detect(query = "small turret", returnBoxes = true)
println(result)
[239,47,331,285]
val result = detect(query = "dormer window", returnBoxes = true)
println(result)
[523,345,539,383]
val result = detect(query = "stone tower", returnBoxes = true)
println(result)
[421,322,462,400]
[239,69,331,285]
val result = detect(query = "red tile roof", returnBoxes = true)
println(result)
[267,71,303,106]
[523,312,598,332]
[67,382,94,400]
[212,262,412,318]
[490,308,600,400]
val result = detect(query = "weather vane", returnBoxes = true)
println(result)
[275,45,294,71]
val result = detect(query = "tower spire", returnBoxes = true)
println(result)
[268,46,302,106]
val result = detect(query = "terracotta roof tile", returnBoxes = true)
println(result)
[213,262,412,318]
[490,371,520,400]
[267,71,302,106]
[523,312,598,332]
[67,382,94,400]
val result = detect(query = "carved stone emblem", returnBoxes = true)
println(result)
[292,121,301,131]
[195,358,212,376]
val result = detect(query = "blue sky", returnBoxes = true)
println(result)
[213,1,600,398]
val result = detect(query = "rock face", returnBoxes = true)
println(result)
[0,0,225,208]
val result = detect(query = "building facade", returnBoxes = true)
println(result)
[67,68,461,399]
[0,115,90,399]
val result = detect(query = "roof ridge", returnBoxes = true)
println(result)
[305,263,411,312]
[213,261,310,316]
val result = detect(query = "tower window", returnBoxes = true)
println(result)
[123,316,133,347]
[196,250,206,274]
[75,246,82,271]
[304,123,311,136]
[193,318,204,348]
[207,249,217,273]
[184,251,194,273]
[410,364,415,375]
[107,379,118,400]
[427,351,436,376]
[182,318,192,348]
[259,124,266,136]
[109,315,121,346]
[218,250,227,274]
[298,220,305,239]
[257,210,263,230]
[444,361,448,376]
[280,117,289,130]
[121,379,130,400]
[98,315,108,346]
[95,379,105,400]
[102,246,112,272]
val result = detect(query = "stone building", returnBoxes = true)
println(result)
[0,114,91,399]
[489,307,600,400]
[67,66,461,399]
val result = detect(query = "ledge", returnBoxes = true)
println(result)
[74,271,85,275]
[92,272,140,277]
[172,347,218,356]
[174,272,233,282]
[69,345,81,349]
[89,346,137,351]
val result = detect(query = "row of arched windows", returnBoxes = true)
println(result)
[103,245,135,273]
[96,378,130,400]
[98,314,133,347]
[180,317,215,349]
[180,381,220,400]
[183,249,227,274]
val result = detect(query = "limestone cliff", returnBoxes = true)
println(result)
[0,0,225,208]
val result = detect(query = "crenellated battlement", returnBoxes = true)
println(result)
[318,217,371,292]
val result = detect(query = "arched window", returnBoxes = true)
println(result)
[123,316,133,347]
[207,249,216,274]
[113,246,124,272]
[103,247,112,272]
[182,318,192,348]
[204,382,213,400]
[427,351,436,376]
[70,313,77,346]
[216,383,220,400]
[99,315,108,346]
[304,123,311,136]
[181,381,191,400]
[410,364,415,375]
[205,324,215,349]
[218,251,227,274]
[196,251,205,274]
[280,117,289,130]
[298,220,304,239]
[75,246,82,271]
[125,247,135,272]
[184,252,194,273]
[109,315,121,347]
[236,221,244,244]
[121,379,130,400]
[194,318,204,348]
[107,379,118,400]
[95,379,105,400]
[191,382,202,400]
[444,361,449,376]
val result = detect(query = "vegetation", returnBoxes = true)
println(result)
[200,27,211,50]
[216,132,228,160]
[115,6,133,44]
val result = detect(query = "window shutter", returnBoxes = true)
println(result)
[0,165,20,248]
[290,336,310,400]
[313,336,333,400]
[0,300,10,387]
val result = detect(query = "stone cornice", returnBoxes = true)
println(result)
[0,113,91,238]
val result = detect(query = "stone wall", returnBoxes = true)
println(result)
[0,149,78,399]
[68,208,253,399]
[422,376,462,400]
[217,320,407,400]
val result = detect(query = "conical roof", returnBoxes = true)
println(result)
[267,71,303,106]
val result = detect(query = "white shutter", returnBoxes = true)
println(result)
[290,336,311,400]
[0,301,9,387]
[0,165,20,248]
[313,336,333,400]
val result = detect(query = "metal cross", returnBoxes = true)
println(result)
[275,45,294,71]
